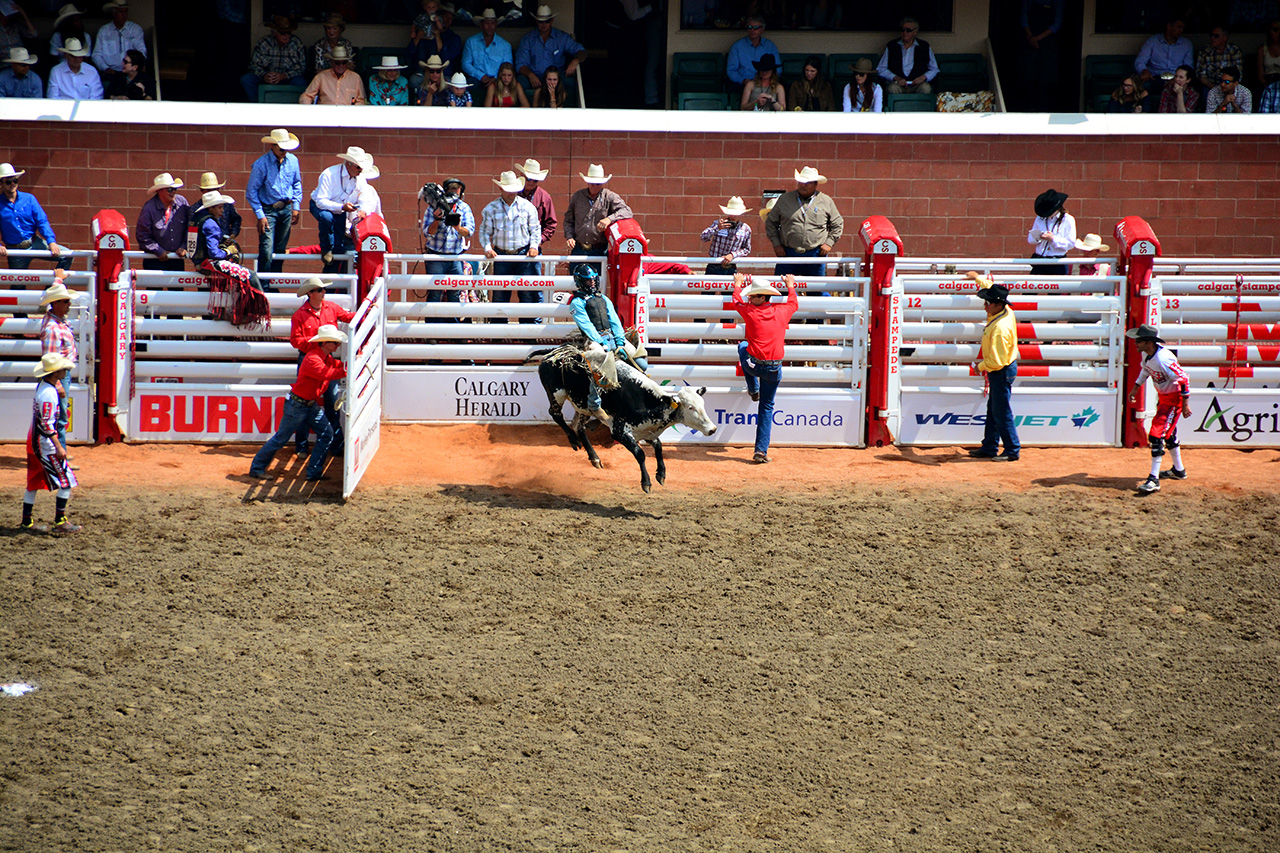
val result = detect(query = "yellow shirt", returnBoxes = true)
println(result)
[980,306,1018,372]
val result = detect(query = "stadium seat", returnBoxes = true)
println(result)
[936,53,987,93]
[781,53,815,82]
[1084,54,1135,103]
[670,51,725,107]
[885,92,936,112]
[259,83,306,104]
[678,92,730,110]
[1093,93,1113,112]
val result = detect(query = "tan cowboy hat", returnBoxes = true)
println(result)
[102,0,128,11]
[794,165,827,184]
[57,37,90,58]
[720,196,752,216]
[1076,233,1111,252]
[850,57,875,74]
[337,146,368,166]
[446,72,471,88]
[420,54,449,71]
[199,172,225,190]
[0,163,25,179]
[580,163,611,184]
[742,281,781,298]
[200,190,232,208]
[40,282,75,306]
[52,5,84,30]
[532,4,556,20]
[759,196,777,222]
[147,172,183,194]
[34,353,75,378]
[325,45,354,63]
[493,170,526,193]
[4,47,37,66]
[322,12,346,30]
[373,56,406,71]
[261,128,300,150]
[297,276,328,297]
[478,7,498,20]
[514,158,549,181]
[309,324,348,345]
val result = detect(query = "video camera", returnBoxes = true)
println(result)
[419,180,463,226]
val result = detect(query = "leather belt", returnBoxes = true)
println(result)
[288,392,317,407]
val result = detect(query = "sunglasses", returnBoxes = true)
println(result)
[1,178,19,185]
[901,27,918,33]
[747,25,762,29]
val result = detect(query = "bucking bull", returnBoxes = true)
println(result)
[530,345,717,493]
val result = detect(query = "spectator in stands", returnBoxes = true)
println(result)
[0,1,34,58]
[1017,0,1064,112]
[243,15,305,102]
[701,196,752,275]
[462,7,512,88]
[300,45,365,104]
[1196,25,1243,91]
[1106,73,1145,113]
[765,166,843,278]
[289,277,354,458]
[425,3,463,76]
[515,5,585,92]
[105,48,151,99]
[247,128,303,274]
[416,54,449,104]
[843,58,883,112]
[1028,188,1075,275]
[199,172,241,241]
[565,164,632,269]
[1158,65,1199,112]
[369,56,411,105]
[480,170,542,323]
[414,0,440,37]
[49,4,90,60]
[0,46,42,98]
[1260,78,1280,112]
[1258,19,1280,87]
[726,15,780,87]
[444,71,473,106]
[91,0,146,80]
[877,16,939,95]
[740,53,785,111]
[422,176,474,320]
[46,37,102,100]
[485,61,529,106]
[406,22,432,90]
[136,172,190,271]
[789,55,835,112]
[1135,15,1192,109]
[0,163,72,271]
[1205,65,1252,113]
[515,158,558,251]
[532,65,565,107]
[312,13,358,76]
[310,146,367,271]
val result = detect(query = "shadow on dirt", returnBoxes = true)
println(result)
[438,483,662,519]
[1032,472,1141,492]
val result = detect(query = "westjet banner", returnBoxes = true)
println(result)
[897,390,1119,446]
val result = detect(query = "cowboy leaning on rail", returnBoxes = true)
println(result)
[567,264,647,419]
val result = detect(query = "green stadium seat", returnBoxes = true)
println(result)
[885,92,936,112]
[259,83,306,104]
[670,51,725,106]
[678,92,730,110]
[935,53,987,93]
[1084,54,1136,102]
[780,53,815,82]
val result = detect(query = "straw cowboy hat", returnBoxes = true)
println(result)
[580,163,611,184]
[446,72,471,88]
[297,276,328,297]
[478,7,498,20]
[1076,233,1111,252]
[720,196,752,216]
[373,56,406,71]
[57,37,89,57]
[309,324,348,345]
[324,45,354,63]
[34,353,75,378]
[200,190,233,208]
[0,163,26,180]
[1126,324,1164,343]
[1034,188,1068,218]
[4,47,37,66]
[532,5,556,21]
[493,170,526,193]
[322,13,346,30]
[52,4,84,30]
[850,57,875,74]
[759,196,777,222]
[358,154,380,180]
[147,172,183,194]
[515,158,549,181]
[40,282,75,305]
[199,172,225,190]
[794,165,827,184]
[336,146,368,166]
[102,0,129,11]
[741,280,781,298]
[420,54,449,71]
[261,128,300,150]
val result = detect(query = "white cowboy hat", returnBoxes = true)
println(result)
[57,37,90,57]
[742,281,781,298]
[419,54,449,71]
[4,47,37,66]
[358,155,380,180]
[446,72,471,88]
[40,282,75,305]
[532,4,556,21]
[478,7,498,20]
[373,56,406,71]
[34,353,75,378]
[336,146,368,166]
[324,45,354,63]
[514,158,548,181]
[261,128,300,150]
[580,163,611,184]
[199,172,225,190]
[759,196,777,222]
[1075,233,1111,252]
[0,163,26,180]
[297,276,328,296]
[102,0,128,11]
[493,170,526,192]
[147,172,183,194]
[794,165,827,184]
[200,190,232,208]
[719,196,752,216]
[309,324,348,345]
[52,4,84,30]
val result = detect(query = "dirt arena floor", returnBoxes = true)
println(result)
[2,426,1278,852]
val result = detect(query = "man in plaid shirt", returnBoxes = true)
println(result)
[39,274,77,461]
[1205,65,1252,113]
[1195,26,1243,90]
[241,15,306,102]
[700,196,753,275]
[1258,80,1280,113]
[480,170,542,323]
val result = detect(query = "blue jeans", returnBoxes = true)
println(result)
[494,257,543,324]
[774,246,826,279]
[425,256,464,322]
[981,361,1020,456]
[6,234,74,271]
[570,242,603,274]
[240,72,307,102]
[738,340,782,455]
[257,206,293,274]
[309,199,348,264]
[251,395,335,479]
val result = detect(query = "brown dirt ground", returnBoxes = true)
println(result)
[2,428,1279,852]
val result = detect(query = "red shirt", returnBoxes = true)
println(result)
[730,283,799,361]
[291,299,356,352]
[292,348,346,403]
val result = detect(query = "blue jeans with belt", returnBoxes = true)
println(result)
[257,204,293,274]
[493,254,543,324]
[251,394,334,479]
[738,340,782,455]
[981,361,1020,457]
[425,256,465,322]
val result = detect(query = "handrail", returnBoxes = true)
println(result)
[575,63,586,109]
[983,37,1005,113]
[149,25,162,102]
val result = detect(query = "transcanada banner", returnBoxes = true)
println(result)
[897,390,1120,446]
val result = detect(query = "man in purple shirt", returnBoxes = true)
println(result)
[515,158,558,250]
[136,172,191,271]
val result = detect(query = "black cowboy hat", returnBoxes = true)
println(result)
[751,54,779,72]
[977,283,1010,304]
[1034,188,1069,218]
[1125,324,1164,343]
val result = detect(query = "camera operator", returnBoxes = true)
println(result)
[420,177,474,320]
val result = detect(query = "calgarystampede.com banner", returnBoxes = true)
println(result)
[1192,282,1280,292]
[432,278,555,289]
[934,280,1075,292]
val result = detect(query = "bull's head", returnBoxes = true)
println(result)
[582,348,620,391]
[673,386,716,435]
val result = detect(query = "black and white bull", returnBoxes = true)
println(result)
[535,345,717,493]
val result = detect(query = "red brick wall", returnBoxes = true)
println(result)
[5,123,1278,260]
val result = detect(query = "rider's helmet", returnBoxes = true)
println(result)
[573,264,600,293]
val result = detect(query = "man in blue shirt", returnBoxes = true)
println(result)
[462,7,512,87]
[514,5,585,91]
[726,16,780,87]
[0,47,42,98]
[1135,15,1193,109]
[0,163,73,273]
[245,128,303,274]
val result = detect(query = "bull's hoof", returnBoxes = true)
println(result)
[591,458,604,469]
[641,480,651,493]
[656,473,666,485]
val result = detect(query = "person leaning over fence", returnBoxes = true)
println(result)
[0,163,72,273]
[564,164,632,271]
[730,271,799,464]
[22,353,80,534]
[965,271,1020,462]
[290,277,354,458]
[1028,188,1075,275]
[766,165,843,281]
[1127,324,1191,495]
[250,324,348,483]
[136,172,190,271]
[480,170,542,323]
[39,273,77,467]
[701,196,752,275]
